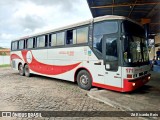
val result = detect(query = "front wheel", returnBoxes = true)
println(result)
[24,64,31,77]
[77,70,92,90]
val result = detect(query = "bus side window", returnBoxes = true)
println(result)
[26,39,28,48]
[45,35,48,47]
[27,38,34,49]
[18,40,24,49]
[49,34,51,46]
[14,42,18,50]
[66,29,76,45]
[24,40,26,49]
[77,27,88,44]
[11,42,17,50]
[11,42,14,50]
[11,42,13,50]
[57,32,65,46]
[37,36,45,48]
[33,38,36,48]
[50,33,56,46]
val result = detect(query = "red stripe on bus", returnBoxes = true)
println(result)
[21,50,27,63]
[11,54,22,60]
[92,82,122,92]
[21,50,81,75]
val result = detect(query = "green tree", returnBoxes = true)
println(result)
[2,52,7,56]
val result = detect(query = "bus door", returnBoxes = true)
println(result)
[102,35,122,89]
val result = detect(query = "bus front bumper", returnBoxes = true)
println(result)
[123,73,151,92]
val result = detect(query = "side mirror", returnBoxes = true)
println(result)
[105,64,110,70]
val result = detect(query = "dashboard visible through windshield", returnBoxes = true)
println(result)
[122,20,149,66]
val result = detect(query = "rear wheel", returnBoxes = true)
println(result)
[18,64,24,76]
[24,64,31,77]
[77,70,92,90]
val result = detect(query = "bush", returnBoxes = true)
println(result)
[0,52,7,56]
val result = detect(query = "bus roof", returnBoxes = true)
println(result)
[12,15,139,41]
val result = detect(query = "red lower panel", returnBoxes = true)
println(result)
[123,74,151,92]
[92,74,150,92]
[92,82,122,92]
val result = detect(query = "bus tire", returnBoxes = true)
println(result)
[24,64,31,77]
[77,70,92,90]
[18,64,24,76]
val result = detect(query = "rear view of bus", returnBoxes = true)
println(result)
[10,15,151,92]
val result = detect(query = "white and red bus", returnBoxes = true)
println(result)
[11,15,151,92]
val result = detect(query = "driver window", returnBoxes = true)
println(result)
[93,21,118,59]
[105,37,118,71]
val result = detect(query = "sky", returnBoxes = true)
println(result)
[0,0,92,48]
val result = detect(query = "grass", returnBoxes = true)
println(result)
[0,64,10,67]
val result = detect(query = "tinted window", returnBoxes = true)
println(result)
[123,20,145,37]
[27,38,33,48]
[106,38,118,61]
[66,29,76,45]
[94,21,118,35]
[37,36,45,47]
[105,37,118,71]
[73,30,76,44]
[77,27,88,44]
[14,42,18,50]
[93,21,118,59]
[11,43,14,50]
[57,32,64,46]
[123,20,149,66]
[51,34,56,46]
[93,36,102,51]
[19,40,24,49]
[11,42,18,50]
[11,42,14,50]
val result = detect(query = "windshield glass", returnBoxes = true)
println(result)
[123,20,149,66]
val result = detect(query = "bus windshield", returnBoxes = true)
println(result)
[123,20,149,66]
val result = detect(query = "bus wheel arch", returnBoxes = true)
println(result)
[24,63,31,77]
[75,68,93,90]
[18,62,24,76]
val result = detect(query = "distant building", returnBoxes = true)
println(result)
[0,48,10,55]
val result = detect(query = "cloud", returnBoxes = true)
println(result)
[17,15,46,31]
[28,0,77,11]
[0,33,14,48]
[0,0,92,48]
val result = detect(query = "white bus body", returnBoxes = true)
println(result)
[11,15,151,92]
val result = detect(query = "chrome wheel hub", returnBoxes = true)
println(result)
[80,75,88,85]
